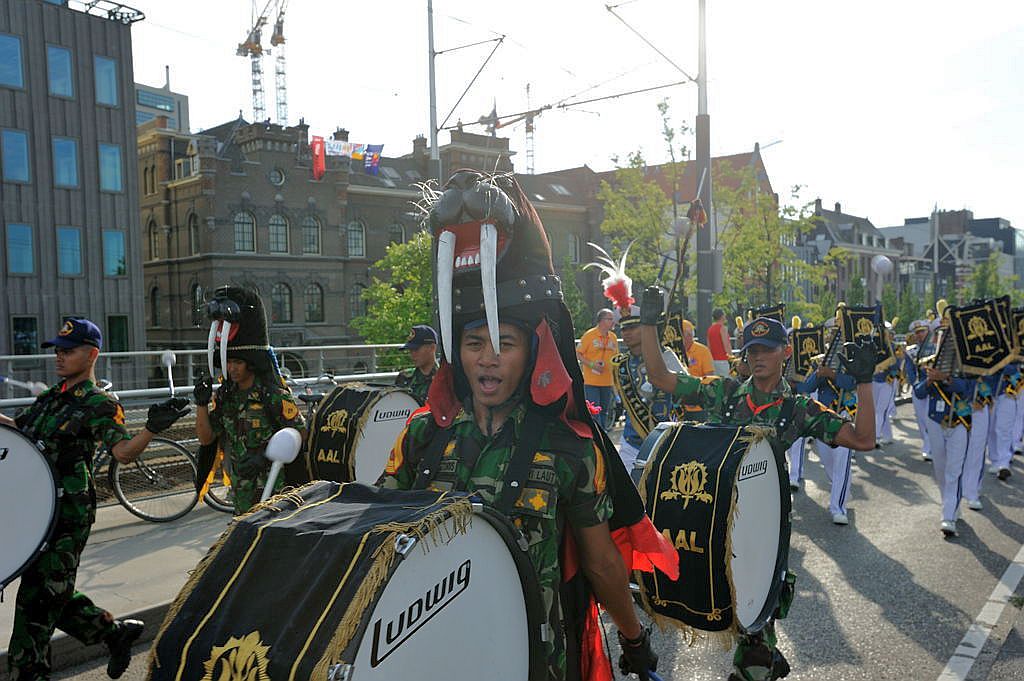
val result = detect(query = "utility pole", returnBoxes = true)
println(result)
[427,0,441,182]
[932,205,940,301]
[695,0,718,337]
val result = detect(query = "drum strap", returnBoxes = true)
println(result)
[776,397,797,433]
[411,423,451,490]
[496,408,547,514]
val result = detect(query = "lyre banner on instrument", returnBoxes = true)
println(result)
[747,303,785,325]
[1011,306,1024,359]
[663,313,686,359]
[838,303,895,372]
[946,299,1015,375]
[790,327,825,382]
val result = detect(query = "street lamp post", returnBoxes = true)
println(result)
[695,0,717,336]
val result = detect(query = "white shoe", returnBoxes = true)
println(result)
[880,438,894,445]
[922,452,933,462]
[967,499,983,511]
[940,520,957,537]
[832,512,849,525]
[989,464,1000,475]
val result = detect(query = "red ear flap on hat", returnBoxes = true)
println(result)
[427,361,461,427]
[530,318,572,406]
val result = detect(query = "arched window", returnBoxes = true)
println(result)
[568,233,580,264]
[268,214,289,253]
[305,283,324,322]
[388,223,405,244]
[188,213,200,255]
[349,283,366,319]
[233,211,255,252]
[271,283,292,323]
[149,286,160,326]
[302,216,321,254]
[148,219,159,260]
[142,167,150,195]
[347,221,365,257]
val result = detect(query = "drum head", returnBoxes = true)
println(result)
[351,508,543,680]
[0,425,58,588]
[731,438,789,632]
[351,390,419,483]
[633,422,673,486]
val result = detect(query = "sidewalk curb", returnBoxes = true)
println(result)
[0,600,169,680]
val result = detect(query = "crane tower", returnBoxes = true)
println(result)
[237,0,289,125]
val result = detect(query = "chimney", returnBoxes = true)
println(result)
[164,65,170,89]
[333,128,349,142]
[413,134,427,157]
[814,198,822,213]
[834,202,842,213]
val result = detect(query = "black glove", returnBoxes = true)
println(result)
[839,339,877,384]
[193,373,213,407]
[146,397,190,433]
[618,627,658,680]
[639,286,665,326]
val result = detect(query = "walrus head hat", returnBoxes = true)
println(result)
[203,286,278,378]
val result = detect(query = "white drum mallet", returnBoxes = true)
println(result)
[260,427,302,503]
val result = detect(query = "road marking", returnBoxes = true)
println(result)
[937,541,1024,680]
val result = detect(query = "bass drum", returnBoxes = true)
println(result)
[0,424,58,589]
[304,383,419,484]
[634,422,790,635]
[149,482,546,681]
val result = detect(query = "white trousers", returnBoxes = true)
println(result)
[787,438,805,486]
[873,380,896,441]
[963,406,989,502]
[814,441,853,516]
[925,420,969,522]
[1015,393,1024,452]
[911,395,931,455]
[989,394,1017,469]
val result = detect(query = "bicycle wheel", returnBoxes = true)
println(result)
[109,437,200,522]
[203,478,235,514]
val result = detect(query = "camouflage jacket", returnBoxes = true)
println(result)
[394,365,436,404]
[15,379,130,518]
[208,376,306,480]
[379,404,612,681]
[673,373,848,451]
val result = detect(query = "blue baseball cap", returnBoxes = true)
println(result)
[741,317,788,351]
[401,325,438,349]
[41,318,102,349]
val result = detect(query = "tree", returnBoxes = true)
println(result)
[966,253,1016,303]
[881,284,898,324]
[351,229,433,370]
[560,257,594,338]
[846,276,865,306]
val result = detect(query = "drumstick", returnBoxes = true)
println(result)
[160,351,176,397]
[259,461,285,504]
[0,375,47,395]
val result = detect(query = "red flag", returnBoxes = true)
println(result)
[311,135,326,180]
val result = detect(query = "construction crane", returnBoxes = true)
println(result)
[236,0,289,125]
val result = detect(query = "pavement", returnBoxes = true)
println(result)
[3,403,1024,680]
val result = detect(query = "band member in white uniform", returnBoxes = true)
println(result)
[903,320,934,461]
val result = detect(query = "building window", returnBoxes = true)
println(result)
[347,221,365,257]
[137,89,174,111]
[271,283,292,323]
[0,34,23,89]
[188,213,200,255]
[95,56,118,106]
[6,223,33,274]
[305,283,324,323]
[567,233,580,264]
[11,316,37,355]
[99,143,122,192]
[56,226,82,275]
[150,287,160,326]
[302,216,321,254]
[102,230,126,276]
[46,45,74,97]
[136,110,155,125]
[389,223,405,244]
[52,137,79,188]
[148,219,160,260]
[234,211,255,252]
[269,214,289,253]
[1,129,30,182]
[349,283,366,319]
[107,315,129,352]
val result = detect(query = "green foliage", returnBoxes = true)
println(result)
[895,290,925,334]
[351,230,434,370]
[966,253,1016,303]
[881,284,898,323]
[846,276,865,306]
[560,257,593,338]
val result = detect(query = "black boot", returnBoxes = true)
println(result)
[105,618,144,679]
[771,648,791,679]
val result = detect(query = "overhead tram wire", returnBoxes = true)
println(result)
[437,35,505,131]
[605,3,697,84]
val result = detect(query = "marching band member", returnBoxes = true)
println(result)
[988,360,1021,481]
[872,322,900,446]
[640,287,876,681]
[395,324,439,404]
[964,372,998,510]
[904,320,934,461]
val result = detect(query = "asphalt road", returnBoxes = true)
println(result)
[20,404,1024,680]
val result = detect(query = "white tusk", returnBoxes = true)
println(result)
[437,231,457,364]
[207,321,218,378]
[480,222,500,356]
[220,320,231,380]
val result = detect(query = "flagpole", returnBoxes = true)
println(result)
[427,0,441,182]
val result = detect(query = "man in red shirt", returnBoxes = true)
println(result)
[708,308,732,377]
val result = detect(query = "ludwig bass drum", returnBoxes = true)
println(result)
[304,383,419,484]
[0,424,59,589]
[633,422,790,636]
[149,481,545,681]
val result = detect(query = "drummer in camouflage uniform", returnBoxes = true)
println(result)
[0,318,188,681]
[394,324,439,404]
[639,288,877,681]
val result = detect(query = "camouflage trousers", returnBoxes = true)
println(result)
[731,571,797,681]
[232,469,284,515]
[8,491,114,680]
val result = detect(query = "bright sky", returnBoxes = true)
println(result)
[130,0,1024,230]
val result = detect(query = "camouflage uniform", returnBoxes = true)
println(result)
[208,376,305,514]
[673,372,848,681]
[379,404,612,681]
[394,365,436,404]
[8,380,130,680]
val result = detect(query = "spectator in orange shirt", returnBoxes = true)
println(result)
[577,309,618,428]
[681,319,714,421]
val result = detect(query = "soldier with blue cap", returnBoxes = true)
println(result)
[0,318,189,680]
[395,324,439,404]
[638,288,877,681]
